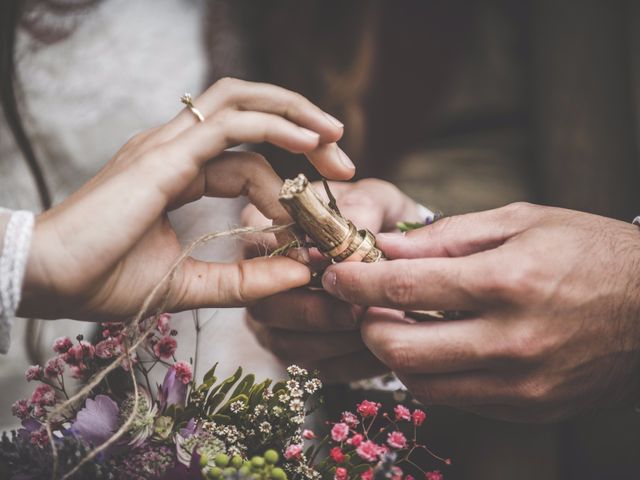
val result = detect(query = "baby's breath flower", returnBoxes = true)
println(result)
[230,400,246,414]
[259,421,272,434]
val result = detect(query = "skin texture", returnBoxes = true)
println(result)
[322,202,640,422]
[243,178,423,383]
[18,77,355,321]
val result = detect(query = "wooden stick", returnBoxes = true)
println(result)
[279,174,385,263]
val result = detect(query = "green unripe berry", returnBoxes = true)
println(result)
[251,456,265,468]
[231,455,244,469]
[207,467,223,479]
[200,453,210,468]
[224,467,237,476]
[264,449,279,465]
[239,466,252,476]
[250,474,261,480]
[214,453,230,468]
[271,467,287,480]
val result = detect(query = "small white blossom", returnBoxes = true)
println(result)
[292,415,305,425]
[286,365,308,377]
[259,421,272,434]
[279,393,290,403]
[290,388,304,398]
[304,379,322,394]
[230,400,246,414]
[254,405,267,416]
[290,398,304,412]
[272,406,284,416]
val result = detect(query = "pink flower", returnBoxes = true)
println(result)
[425,471,443,480]
[391,467,403,480]
[31,384,55,407]
[95,337,121,360]
[30,428,49,447]
[69,364,89,379]
[157,313,172,335]
[335,467,348,480]
[348,433,364,447]
[330,447,345,463]
[64,341,95,365]
[331,422,350,442]
[361,468,374,480]
[405,475,415,480]
[153,336,177,359]
[32,405,46,418]
[356,440,383,462]
[412,409,426,426]
[284,444,303,460]
[394,405,411,421]
[387,431,408,449]
[11,399,30,420]
[100,322,125,339]
[172,361,193,384]
[44,357,65,378]
[341,411,359,427]
[25,365,42,382]
[357,400,380,418]
[52,336,73,354]
[302,429,316,440]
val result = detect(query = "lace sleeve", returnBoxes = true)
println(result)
[0,208,35,354]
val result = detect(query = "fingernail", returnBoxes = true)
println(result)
[324,112,344,128]
[300,127,320,139]
[338,147,355,170]
[322,270,337,294]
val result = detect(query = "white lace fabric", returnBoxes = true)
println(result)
[0,208,35,354]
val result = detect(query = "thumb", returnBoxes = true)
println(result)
[377,202,539,259]
[172,256,311,309]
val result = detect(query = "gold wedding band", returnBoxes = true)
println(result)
[180,93,205,123]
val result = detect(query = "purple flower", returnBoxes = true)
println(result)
[72,395,119,447]
[158,366,187,411]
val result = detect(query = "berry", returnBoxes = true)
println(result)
[264,449,279,465]
[215,453,230,468]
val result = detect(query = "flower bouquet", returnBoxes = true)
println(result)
[0,314,448,480]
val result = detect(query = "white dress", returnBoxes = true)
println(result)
[0,0,284,429]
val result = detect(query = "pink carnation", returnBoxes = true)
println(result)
[172,361,193,384]
[412,409,426,426]
[356,440,383,462]
[25,365,42,382]
[357,400,380,418]
[387,431,408,449]
[44,357,65,378]
[11,399,30,419]
[153,336,177,359]
[157,313,172,335]
[331,422,350,442]
[348,433,364,447]
[341,411,359,427]
[335,467,348,480]
[425,472,443,480]
[330,447,345,463]
[31,384,55,407]
[52,336,73,354]
[302,429,316,440]
[284,444,303,460]
[394,404,411,422]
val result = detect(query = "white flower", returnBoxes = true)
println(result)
[279,393,290,403]
[259,421,272,434]
[290,388,304,398]
[290,398,304,412]
[230,400,246,414]
[304,379,322,394]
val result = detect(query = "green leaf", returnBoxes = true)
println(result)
[249,380,272,408]
[396,221,424,233]
[231,374,255,398]
[203,362,219,384]
[204,367,243,415]
[352,465,371,474]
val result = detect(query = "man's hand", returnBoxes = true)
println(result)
[243,179,423,383]
[322,203,640,421]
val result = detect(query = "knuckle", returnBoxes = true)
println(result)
[517,377,552,403]
[383,263,417,307]
[382,339,416,372]
[497,325,545,364]
[212,76,239,95]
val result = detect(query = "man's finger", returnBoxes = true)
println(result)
[173,256,310,309]
[361,307,503,374]
[322,254,498,311]
[377,202,543,259]
[248,289,363,332]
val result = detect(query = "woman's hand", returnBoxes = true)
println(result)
[19,78,352,321]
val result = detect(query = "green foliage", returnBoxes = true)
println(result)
[396,221,425,233]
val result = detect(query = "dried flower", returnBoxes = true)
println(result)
[356,440,383,462]
[157,313,172,335]
[25,365,42,382]
[30,384,55,407]
[412,409,426,426]
[331,423,350,442]
[44,357,65,378]
[11,399,30,419]
[357,400,380,418]
[284,443,303,460]
[153,336,177,359]
[64,341,95,365]
[52,336,73,354]
[95,337,121,359]
[330,447,345,463]
[172,361,193,384]
[387,431,408,449]
[394,405,411,422]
